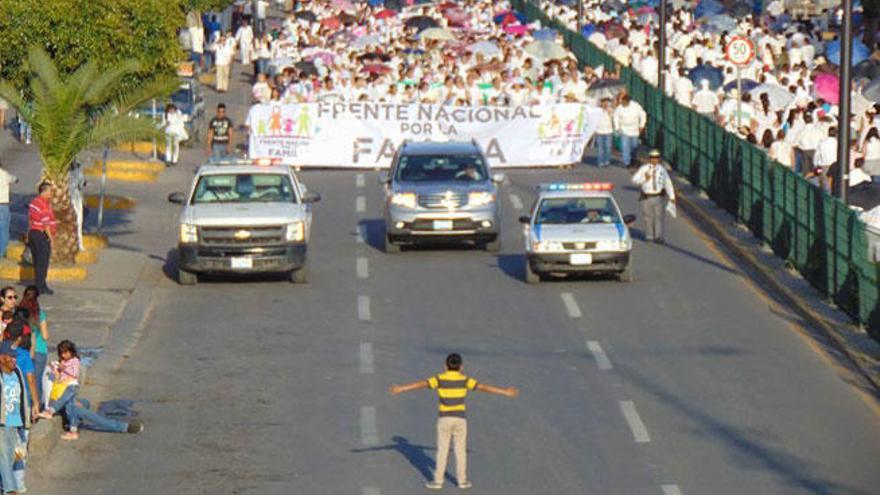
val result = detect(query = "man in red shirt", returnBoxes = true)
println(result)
[27,182,56,295]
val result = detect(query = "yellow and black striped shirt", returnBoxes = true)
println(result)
[427,371,478,417]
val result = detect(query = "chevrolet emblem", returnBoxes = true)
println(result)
[233,229,252,240]
[575,242,586,249]
[440,191,456,210]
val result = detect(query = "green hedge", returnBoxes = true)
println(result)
[512,0,880,337]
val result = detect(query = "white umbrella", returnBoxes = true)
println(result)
[469,40,500,57]
[353,34,382,49]
[419,27,456,41]
[750,84,794,111]
[853,92,874,115]
[524,40,568,61]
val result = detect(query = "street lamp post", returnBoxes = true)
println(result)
[658,0,667,93]
[577,0,584,32]
[837,0,853,203]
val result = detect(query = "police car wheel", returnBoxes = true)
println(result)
[385,235,401,254]
[618,263,634,283]
[524,259,540,284]
[178,268,198,285]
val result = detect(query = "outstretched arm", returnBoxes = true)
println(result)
[476,383,519,398]
[389,380,429,396]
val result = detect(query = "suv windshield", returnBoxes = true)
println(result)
[395,154,488,182]
[536,197,620,225]
[192,173,296,204]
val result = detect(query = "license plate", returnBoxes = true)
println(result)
[433,220,453,230]
[230,257,253,269]
[570,253,593,265]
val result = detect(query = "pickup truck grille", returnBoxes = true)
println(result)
[199,225,285,245]
[562,242,597,250]
[418,192,468,209]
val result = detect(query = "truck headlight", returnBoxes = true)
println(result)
[179,224,198,244]
[390,192,417,209]
[468,191,495,206]
[286,222,305,242]
[532,241,563,252]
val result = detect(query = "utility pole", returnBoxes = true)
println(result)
[837,0,852,203]
[577,0,584,33]
[658,0,667,92]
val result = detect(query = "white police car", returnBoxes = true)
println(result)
[519,183,636,283]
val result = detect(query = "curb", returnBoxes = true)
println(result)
[115,142,164,155]
[91,160,166,173]
[84,194,136,210]
[671,174,880,393]
[6,242,99,265]
[0,261,88,282]
[83,166,159,183]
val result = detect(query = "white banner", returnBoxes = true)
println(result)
[245,102,603,168]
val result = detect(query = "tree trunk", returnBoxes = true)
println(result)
[49,177,79,265]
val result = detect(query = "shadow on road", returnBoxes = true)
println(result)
[351,435,465,485]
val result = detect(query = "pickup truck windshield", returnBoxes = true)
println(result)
[395,154,488,182]
[536,197,620,224]
[192,173,296,204]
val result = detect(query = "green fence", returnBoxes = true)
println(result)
[512,0,880,337]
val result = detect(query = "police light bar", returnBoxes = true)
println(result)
[541,182,615,192]
[252,158,283,166]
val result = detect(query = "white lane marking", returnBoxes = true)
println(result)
[356,224,365,244]
[360,406,379,446]
[362,488,380,495]
[356,173,365,188]
[586,340,613,370]
[560,293,582,318]
[509,193,524,210]
[357,257,369,279]
[358,295,371,321]
[360,342,375,374]
[661,485,682,495]
[619,401,651,443]
[356,195,366,213]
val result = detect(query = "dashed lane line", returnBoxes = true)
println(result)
[356,173,365,188]
[661,485,682,495]
[356,195,366,213]
[357,257,369,279]
[619,401,651,443]
[358,296,371,321]
[560,292,582,319]
[360,406,379,446]
[509,193,524,210]
[360,342,375,375]
[586,340,613,370]
[356,224,366,244]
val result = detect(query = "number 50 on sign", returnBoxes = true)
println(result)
[725,36,755,66]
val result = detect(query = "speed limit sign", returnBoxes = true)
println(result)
[725,36,755,66]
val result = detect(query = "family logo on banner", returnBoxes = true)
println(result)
[245,102,603,168]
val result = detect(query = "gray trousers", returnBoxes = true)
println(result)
[640,195,666,241]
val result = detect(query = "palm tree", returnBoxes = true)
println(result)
[0,47,177,264]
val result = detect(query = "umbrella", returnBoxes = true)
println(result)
[321,16,341,29]
[849,183,880,210]
[723,79,759,92]
[581,24,597,37]
[525,41,568,61]
[533,28,558,41]
[814,73,840,104]
[294,60,319,77]
[603,22,628,40]
[443,8,470,26]
[504,24,530,36]
[294,11,317,23]
[493,11,527,25]
[353,33,382,49]
[864,80,880,104]
[586,78,626,99]
[469,40,501,57]
[694,0,724,19]
[330,0,355,12]
[688,64,723,90]
[729,2,751,17]
[304,50,336,64]
[375,9,396,20]
[705,13,737,33]
[438,2,457,10]
[638,12,659,25]
[636,5,656,14]
[826,38,871,67]
[854,60,880,83]
[339,13,357,26]
[405,16,440,31]
[853,92,875,115]
[359,52,391,63]
[362,63,392,75]
[403,48,426,55]
[419,27,456,41]
[749,84,794,111]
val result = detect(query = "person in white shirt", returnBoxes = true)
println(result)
[860,127,880,177]
[814,126,839,169]
[254,0,269,37]
[214,33,234,92]
[692,79,719,117]
[639,51,659,86]
[163,104,188,166]
[796,113,824,173]
[613,94,647,167]
[68,162,87,251]
[769,130,795,169]
[594,98,614,167]
[0,163,17,257]
[631,150,676,243]
[235,19,254,65]
[189,24,205,72]
[673,68,694,107]
[252,72,271,104]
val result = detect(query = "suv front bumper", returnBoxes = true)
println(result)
[385,204,500,242]
[179,243,307,274]
[528,251,630,273]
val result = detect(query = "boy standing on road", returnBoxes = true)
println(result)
[390,353,518,491]
[207,104,234,160]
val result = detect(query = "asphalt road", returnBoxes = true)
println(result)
[28,157,880,494]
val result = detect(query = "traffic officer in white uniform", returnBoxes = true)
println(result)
[631,150,676,244]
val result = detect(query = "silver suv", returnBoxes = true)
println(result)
[167,160,320,284]
[381,141,504,253]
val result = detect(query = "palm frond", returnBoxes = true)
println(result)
[112,74,179,115]
[26,47,63,95]
[0,81,28,118]
[81,59,141,105]
[87,113,165,148]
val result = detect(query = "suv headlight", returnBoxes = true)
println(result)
[532,241,563,252]
[468,191,495,206]
[390,192,417,209]
[286,222,305,242]
[179,224,198,244]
